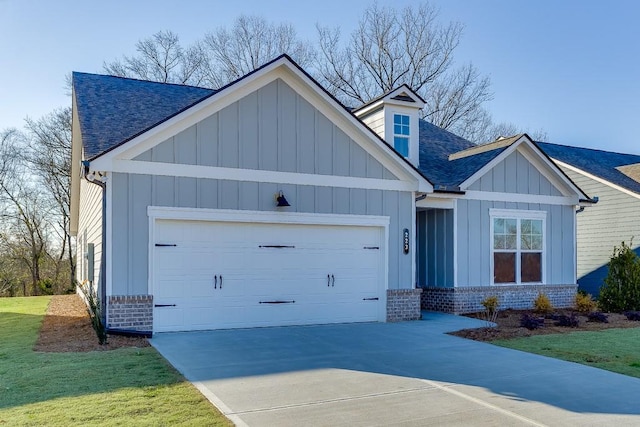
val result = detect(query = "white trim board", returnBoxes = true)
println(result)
[419,191,577,207]
[554,159,640,201]
[147,206,391,227]
[459,136,586,199]
[111,159,418,192]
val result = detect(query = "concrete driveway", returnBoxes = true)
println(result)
[151,313,640,426]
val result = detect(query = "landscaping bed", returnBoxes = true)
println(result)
[450,308,640,342]
[34,293,149,352]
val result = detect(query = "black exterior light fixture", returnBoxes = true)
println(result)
[275,191,290,207]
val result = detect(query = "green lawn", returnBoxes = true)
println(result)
[0,296,232,426]
[494,328,640,378]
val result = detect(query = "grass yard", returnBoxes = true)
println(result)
[0,296,232,426]
[494,328,640,379]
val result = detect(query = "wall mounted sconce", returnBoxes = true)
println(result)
[275,191,290,207]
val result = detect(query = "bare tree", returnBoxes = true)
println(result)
[468,117,549,145]
[24,107,75,287]
[201,15,314,87]
[315,3,492,140]
[0,130,54,295]
[103,30,206,85]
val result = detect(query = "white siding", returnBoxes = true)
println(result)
[359,108,385,140]
[560,167,640,295]
[77,178,102,291]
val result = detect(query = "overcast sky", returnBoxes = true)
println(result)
[1,0,639,153]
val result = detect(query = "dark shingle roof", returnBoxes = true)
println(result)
[417,120,507,188]
[537,142,640,195]
[72,70,513,189]
[73,72,215,159]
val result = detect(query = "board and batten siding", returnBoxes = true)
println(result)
[134,79,396,181]
[110,78,414,296]
[417,209,454,287]
[457,149,575,287]
[77,178,102,290]
[110,174,413,296]
[468,150,563,196]
[559,166,640,295]
[456,200,575,287]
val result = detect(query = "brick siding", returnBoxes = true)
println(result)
[421,285,577,314]
[387,289,422,321]
[107,295,153,332]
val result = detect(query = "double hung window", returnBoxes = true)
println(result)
[393,114,410,157]
[491,210,545,284]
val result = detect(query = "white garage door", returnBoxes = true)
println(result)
[152,218,385,332]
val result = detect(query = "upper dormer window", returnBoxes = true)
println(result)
[393,114,410,157]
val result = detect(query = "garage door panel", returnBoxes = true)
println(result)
[153,219,385,332]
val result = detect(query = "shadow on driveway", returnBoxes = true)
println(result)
[152,312,640,426]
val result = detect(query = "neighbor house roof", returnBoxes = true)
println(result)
[538,142,640,195]
[73,72,215,159]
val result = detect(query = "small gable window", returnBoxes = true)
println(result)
[491,209,545,285]
[393,114,410,157]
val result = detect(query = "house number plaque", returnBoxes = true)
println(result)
[403,228,410,254]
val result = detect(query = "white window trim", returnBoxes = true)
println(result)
[489,208,547,285]
[393,113,410,157]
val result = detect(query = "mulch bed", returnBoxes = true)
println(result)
[450,308,640,342]
[34,294,149,352]
[35,295,640,350]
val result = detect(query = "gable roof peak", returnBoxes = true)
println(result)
[448,134,528,161]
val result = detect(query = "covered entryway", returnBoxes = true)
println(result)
[150,209,388,332]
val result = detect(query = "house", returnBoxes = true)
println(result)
[538,142,640,296]
[70,55,592,334]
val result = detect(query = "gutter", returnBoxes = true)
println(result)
[577,196,599,213]
[81,161,108,326]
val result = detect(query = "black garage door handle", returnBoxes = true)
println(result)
[154,304,176,307]
[363,298,379,301]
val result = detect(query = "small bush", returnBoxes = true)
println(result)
[599,240,640,313]
[481,295,500,325]
[534,292,553,314]
[575,292,597,313]
[586,312,609,323]
[79,282,108,345]
[624,311,640,321]
[554,314,579,327]
[520,314,544,330]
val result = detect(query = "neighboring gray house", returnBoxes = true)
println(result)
[70,55,592,334]
[539,142,640,296]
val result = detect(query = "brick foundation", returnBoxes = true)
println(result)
[107,295,153,332]
[387,289,422,321]
[421,285,577,314]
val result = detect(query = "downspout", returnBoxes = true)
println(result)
[82,161,107,327]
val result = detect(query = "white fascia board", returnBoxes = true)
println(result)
[416,197,455,209]
[463,190,578,206]
[554,159,640,201]
[418,190,576,206]
[148,206,391,227]
[353,99,384,118]
[90,57,432,193]
[70,92,82,236]
[112,159,418,192]
[459,136,585,198]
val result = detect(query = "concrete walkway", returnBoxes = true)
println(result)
[151,312,640,426]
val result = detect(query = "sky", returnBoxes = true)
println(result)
[1,0,639,154]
